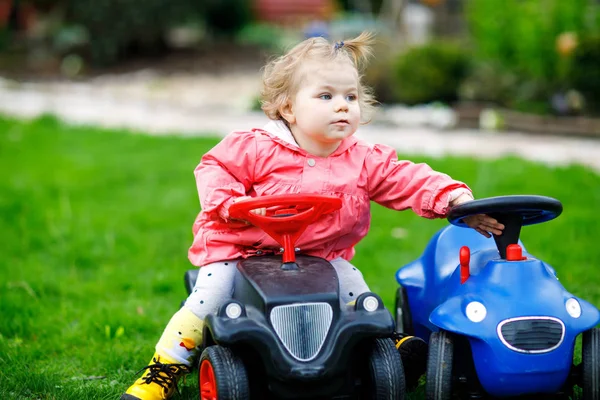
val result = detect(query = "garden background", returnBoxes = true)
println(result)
[1,0,600,399]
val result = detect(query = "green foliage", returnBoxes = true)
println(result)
[571,34,600,112]
[65,0,204,65]
[204,0,252,37]
[459,61,552,114]
[337,0,384,14]
[465,0,600,99]
[0,26,10,51]
[249,94,263,112]
[64,0,251,66]
[459,62,518,105]
[389,41,470,105]
[235,22,290,52]
[362,42,397,105]
[1,115,599,398]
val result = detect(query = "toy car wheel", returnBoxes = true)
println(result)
[582,328,600,400]
[425,330,453,400]
[198,345,249,400]
[395,286,414,335]
[363,338,406,400]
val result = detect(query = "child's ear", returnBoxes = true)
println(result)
[279,100,296,124]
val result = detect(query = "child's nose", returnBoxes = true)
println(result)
[335,98,349,112]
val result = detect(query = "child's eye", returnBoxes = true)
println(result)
[346,94,357,101]
[319,94,332,100]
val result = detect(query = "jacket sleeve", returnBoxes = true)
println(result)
[365,144,471,218]
[194,131,257,221]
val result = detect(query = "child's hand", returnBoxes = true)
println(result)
[232,196,267,222]
[461,214,504,238]
[450,193,505,238]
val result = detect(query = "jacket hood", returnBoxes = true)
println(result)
[263,120,299,147]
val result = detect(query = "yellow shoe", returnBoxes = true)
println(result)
[121,353,190,400]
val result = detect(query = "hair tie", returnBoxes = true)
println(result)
[334,41,344,50]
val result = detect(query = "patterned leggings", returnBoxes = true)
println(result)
[184,257,370,316]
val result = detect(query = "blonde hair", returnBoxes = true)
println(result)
[261,31,377,124]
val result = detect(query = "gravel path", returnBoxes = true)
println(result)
[1,72,599,173]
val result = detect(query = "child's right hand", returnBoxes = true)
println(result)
[232,196,267,220]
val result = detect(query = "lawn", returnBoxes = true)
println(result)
[1,115,599,399]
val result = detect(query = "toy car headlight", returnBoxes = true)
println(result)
[566,298,582,318]
[465,301,487,323]
[220,301,246,319]
[362,296,379,312]
[355,293,383,312]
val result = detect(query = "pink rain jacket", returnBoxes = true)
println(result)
[188,122,471,267]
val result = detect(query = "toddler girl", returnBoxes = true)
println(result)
[121,31,503,400]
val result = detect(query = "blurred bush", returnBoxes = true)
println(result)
[204,0,252,37]
[571,34,600,113]
[388,41,469,105]
[465,0,600,114]
[458,61,551,115]
[64,0,251,66]
[362,55,395,105]
[65,1,199,65]
[458,62,518,106]
[235,23,291,52]
[360,39,395,105]
[466,0,595,84]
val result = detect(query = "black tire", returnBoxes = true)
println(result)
[426,330,453,400]
[395,286,414,335]
[583,328,600,400]
[364,338,406,400]
[184,269,199,295]
[395,335,428,391]
[198,345,249,400]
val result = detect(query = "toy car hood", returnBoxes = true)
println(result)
[429,256,600,338]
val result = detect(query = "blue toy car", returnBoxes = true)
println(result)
[395,195,600,399]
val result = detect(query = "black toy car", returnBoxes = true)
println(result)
[183,194,406,400]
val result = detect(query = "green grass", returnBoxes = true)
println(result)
[1,115,599,399]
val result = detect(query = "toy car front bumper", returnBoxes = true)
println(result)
[204,305,395,382]
[470,336,575,396]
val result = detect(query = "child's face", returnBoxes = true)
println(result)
[282,59,361,156]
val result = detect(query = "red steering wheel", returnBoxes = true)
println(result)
[228,194,342,264]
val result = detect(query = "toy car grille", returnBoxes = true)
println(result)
[270,302,333,362]
[498,317,565,353]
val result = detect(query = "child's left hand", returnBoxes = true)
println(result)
[450,193,505,238]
